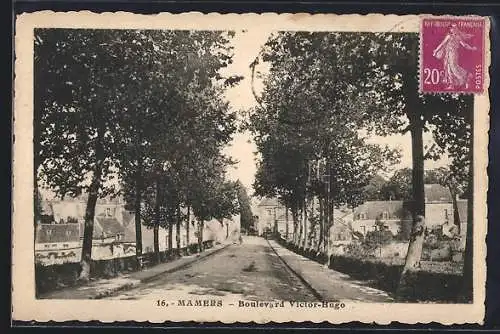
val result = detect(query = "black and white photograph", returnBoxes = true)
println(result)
[12,12,490,324]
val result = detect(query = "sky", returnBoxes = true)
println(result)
[221,29,451,195]
[221,30,270,194]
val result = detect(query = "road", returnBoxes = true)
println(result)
[106,236,319,302]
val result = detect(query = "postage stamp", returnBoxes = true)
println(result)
[12,12,490,325]
[420,16,487,94]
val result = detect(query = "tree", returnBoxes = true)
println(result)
[36,29,241,278]
[362,174,388,201]
[249,31,473,288]
[35,29,134,280]
[248,32,400,254]
[380,168,413,201]
[190,159,238,251]
[236,180,254,233]
[117,29,240,259]
[345,33,472,282]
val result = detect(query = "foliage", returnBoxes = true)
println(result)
[365,229,394,247]
[236,180,254,231]
[35,28,241,275]
[362,167,468,201]
[248,32,401,213]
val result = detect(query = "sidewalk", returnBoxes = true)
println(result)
[267,240,394,303]
[39,243,232,299]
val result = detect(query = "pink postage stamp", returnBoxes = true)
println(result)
[420,16,486,94]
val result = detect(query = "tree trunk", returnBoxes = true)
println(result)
[403,120,426,272]
[303,200,308,249]
[153,224,159,263]
[461,109,474,302]
[298,208,304,248]
[449,186,460,227]
[292,206,299,245]
[168,219,173,252]
[397,118,426,297]
[198,220,204,252]
[153,180,161,264]
[285,207,289,241]
[317,197,324,254]
[309,196,315,249]
[186,206,190,249]
[325,199,334,267]
[134,167,143,263]
[226,222,229,239]
[176,203,181,255]
[79,134,104,281]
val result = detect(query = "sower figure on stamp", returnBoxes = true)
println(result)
[432,23,477,89]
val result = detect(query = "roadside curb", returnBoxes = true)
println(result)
[92,243,232,299]
[139,243,232,284]
[92,281,141,299]
[266,239,393,303]
[265,239,326,301]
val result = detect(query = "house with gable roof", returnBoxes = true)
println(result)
[351,184,467,239]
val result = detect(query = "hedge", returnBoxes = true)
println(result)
[276,237,466,302]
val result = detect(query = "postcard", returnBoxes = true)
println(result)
[13,11,490,324]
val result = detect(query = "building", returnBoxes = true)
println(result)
[35,223,81,252]
[36,194,227,263]
[352,200,409,237]
[351,184,466,239]
[256,197,287,236]
[35,196,136,264]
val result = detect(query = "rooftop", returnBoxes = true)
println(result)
[95,217,126,237]
[36,224,80,243]
[354,200,408,220]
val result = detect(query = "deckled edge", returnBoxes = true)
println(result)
[12,10,488,326]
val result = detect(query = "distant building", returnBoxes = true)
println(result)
[36,194,225,263]
[35,223,81,251]
[35,196,135,264]
[353,200,409,237]
[256,197,288,236]
[351,184,467,239]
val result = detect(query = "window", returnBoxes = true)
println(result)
[361,226,366,234]
[44,244,50,248]
[106,208,111,217]
[444,209,449,219]
[267,209,273,216]
[63,243,69,248]
[382,211,389,219]
[359,213,366,220]
[46,229,52,236]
